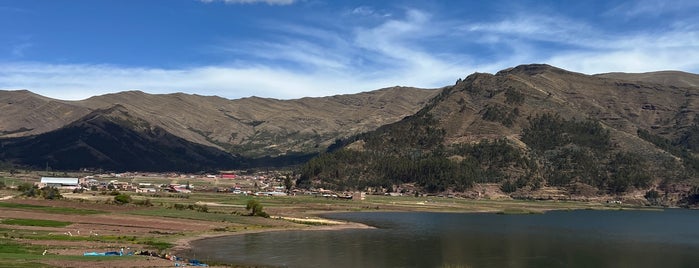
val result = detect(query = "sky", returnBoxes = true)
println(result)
[0,0,698,100]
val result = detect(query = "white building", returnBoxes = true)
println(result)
[38,177,80,190]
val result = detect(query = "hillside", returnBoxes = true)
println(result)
[0,90,91,137]
[596,71,699,88]
[0,87,438,170]
[300,64,699,205]
[0,105,242,172]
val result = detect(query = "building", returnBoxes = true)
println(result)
[221,173,237,179]
[352,192,366,201]
[38,177,80,190]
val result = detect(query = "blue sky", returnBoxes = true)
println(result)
[1,0,698,100]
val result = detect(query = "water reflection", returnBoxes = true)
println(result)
[189,209,699,267]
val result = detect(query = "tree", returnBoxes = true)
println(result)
[245,199,268,217]
[284,176,293,192]
[644,189,660,205]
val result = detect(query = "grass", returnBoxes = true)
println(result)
[496,208,543,215]
[0,202,104,215]
[0,252,143,268]
[0,238,42,254]
[1,219,72,228]
[128,207,241,222]
[0,228,172,251]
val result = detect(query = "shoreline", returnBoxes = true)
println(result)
[170,205,672,263]
[171,217,375,256]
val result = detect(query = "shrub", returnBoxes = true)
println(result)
[246,199,268,217]
[500,180,518,193]
[114,193,132,204]
[133,198,153,206]
[40,186,62,200]
[194,204,208,212]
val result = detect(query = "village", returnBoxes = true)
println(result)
[27,171,366,200]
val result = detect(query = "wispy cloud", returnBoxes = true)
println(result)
[455,8,699,74]
[0,62,355,100]
[10,43,32,57]
[2,3,698,101]
[0,8,472,101]
[463,14,593,46]
[197,0,296,5]
[350,6,392,18]
[608,0,699,17]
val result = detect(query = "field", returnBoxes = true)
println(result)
[0,173,636,267]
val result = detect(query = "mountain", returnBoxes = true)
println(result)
[0,87,438,171]
[596,71,699,88]
[0,105,241,172]
[0,90,91,137]
[299,64,699,205]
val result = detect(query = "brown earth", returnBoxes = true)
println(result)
[0,197,372,268]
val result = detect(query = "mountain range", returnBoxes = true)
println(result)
[295,64,699,204]
[2,64,699,204]
[0,86,437,171]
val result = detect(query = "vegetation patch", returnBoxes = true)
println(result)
[496,208,542,215]
[1,218,71,228]
[0,202,104,215]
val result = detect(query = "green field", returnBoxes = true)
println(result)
[0,202,104,215]
[1,219,72,227]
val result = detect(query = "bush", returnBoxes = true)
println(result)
[500,180,518,193]
[18,183,38,197]
[114,193,132,204]
[194,204,209,212]
[644,189,661,205]
[17,182,34,192]
[40,186,62,200]
[246,199,268,217]
[133,198,153,207]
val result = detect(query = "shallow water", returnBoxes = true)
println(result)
[189,209,699,267]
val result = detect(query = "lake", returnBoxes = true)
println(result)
[188,209,699,267]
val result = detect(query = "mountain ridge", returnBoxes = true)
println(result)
[0,86,439,170]
[297,64,699,204]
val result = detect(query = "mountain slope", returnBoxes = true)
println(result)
[0,90,91,137]
[300,64,699,203]
[0,105,241,172]
[596,71,699,88]
[77,87,438,157]
[0,87,438,159]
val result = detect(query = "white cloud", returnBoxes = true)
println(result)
[0,62,356,100]
[608,0,699,17]
[198,0,296,5]
[2,6,698,101]
[455,9,699,75]
[0,10,476,101]
[350,6,391,18]
[464,14,593,46]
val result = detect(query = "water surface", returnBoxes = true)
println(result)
[189,209,699,267]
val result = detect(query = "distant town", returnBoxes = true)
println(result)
[24,171,365,200]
